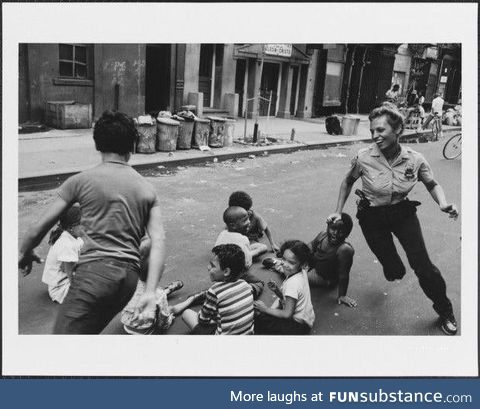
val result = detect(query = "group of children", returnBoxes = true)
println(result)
[42,190,356,335]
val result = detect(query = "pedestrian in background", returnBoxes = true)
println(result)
[385,84,400,104]
[422,93,444,129]
[327,102,459,335]
[19,111,166,334]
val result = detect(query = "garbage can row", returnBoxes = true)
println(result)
[135,116,236,153]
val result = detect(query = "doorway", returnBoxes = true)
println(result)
[259,62,279,116]
[145,44,171,114]
[289,65,299,116]
[235,59,247,117]
[199,44,214,108]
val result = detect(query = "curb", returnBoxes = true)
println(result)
[18,125,461,191]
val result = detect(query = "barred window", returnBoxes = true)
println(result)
[59,44,88,78]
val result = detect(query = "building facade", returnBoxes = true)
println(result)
[19,43,461,125]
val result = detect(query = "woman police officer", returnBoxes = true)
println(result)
[327,103,459,335]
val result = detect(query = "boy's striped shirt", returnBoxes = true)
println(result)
[198,279,254,335]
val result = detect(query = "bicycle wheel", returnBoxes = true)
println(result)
[443,133,462,160]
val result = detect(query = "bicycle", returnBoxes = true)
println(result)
[442,133,462,160]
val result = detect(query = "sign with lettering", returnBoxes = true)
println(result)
[264,44,292,57]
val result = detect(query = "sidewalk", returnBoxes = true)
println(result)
[18,115,461,186]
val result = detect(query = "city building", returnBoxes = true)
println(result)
[18,43,461,126]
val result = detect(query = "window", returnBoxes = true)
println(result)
[59,44,88,78]
[323,61,344,106]
[322,44,346,106]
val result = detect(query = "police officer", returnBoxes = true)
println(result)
[327,102,459,335]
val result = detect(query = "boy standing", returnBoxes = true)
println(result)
[182,244,254,335]
[19,111,165,334]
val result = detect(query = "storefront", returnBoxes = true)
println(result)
[233,44,311,118]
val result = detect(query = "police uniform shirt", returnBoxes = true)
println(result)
[349,143,435,206]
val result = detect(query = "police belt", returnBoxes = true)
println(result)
[356,199,422,224]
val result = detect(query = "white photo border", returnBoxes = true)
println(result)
[3,2,478,376]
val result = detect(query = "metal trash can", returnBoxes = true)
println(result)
[135,121,157,154]
[222,118,236,147]
[192,118,210,149]
[341,116,361,136]
[207,116,226,148]
[156,117,180,152]
[173,115,195,150]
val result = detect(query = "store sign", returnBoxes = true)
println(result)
[264,44,292,57]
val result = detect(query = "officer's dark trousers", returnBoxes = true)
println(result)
[358,201,453,317]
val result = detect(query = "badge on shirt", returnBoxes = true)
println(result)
[404,162,415,179]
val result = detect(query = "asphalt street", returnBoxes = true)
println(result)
[17,140,461,335]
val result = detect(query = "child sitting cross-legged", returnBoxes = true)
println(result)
[228,191,280,254]
[215,206,265,298]
[182,244,255,335]
[254,240,315,335]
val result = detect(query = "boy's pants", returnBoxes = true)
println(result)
[54,258,138,334]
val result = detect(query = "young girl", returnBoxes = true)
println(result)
[41,205,84,303]
[254,240,315,335]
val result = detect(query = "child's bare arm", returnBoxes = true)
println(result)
[254,296,296,319]
[264,226,279,253]
[336,245,357,307]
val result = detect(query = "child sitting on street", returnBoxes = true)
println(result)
[121,236,191,335]
[215,206,265,298]
[42,204,84,304]
[254,240,315,335]
[262,213,357,308]
[182,244,255,335]
[228,191,280,254]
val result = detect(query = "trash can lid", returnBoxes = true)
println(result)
[222,118,236,123]
[207,116,226,122]
[194,117,210,123]
[172,115,185,122]
[156,117,180,125]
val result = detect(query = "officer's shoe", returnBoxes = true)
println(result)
[440,313,458,335]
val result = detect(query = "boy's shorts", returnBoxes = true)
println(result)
[121,280,174,334]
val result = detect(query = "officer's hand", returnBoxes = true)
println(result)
[19,250,43,277]
[440,204,459,220]
[326,213,341,224]
[337,295,358,308]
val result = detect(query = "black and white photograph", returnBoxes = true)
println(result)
[3,3,477,376]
